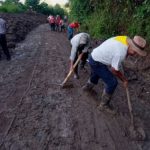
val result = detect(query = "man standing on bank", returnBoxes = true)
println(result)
[0,17,11,61]
[83,35,147,114]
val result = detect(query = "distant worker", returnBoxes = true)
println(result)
[59,19,65,32]
[55,15,61,32]
[69,32,90,79]
[47,15,52,29]
[83,35,147,114]
[67,22,80,40]
[0,17,11,61]
[47,15,52,21]
[63,15,68,31]
[49,16,55,31]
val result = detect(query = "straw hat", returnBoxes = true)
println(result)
[127,36,147,56]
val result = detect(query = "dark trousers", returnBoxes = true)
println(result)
[88,55,118,95]
[0,34,11,59]
[73,44,89,75]
[67,26,73,40]
[50,23,55,31]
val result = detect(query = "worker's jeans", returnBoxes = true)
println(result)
[67,26,73,40]
[88,55,118,95]
[0,34,11,59]
[73,44,88,75]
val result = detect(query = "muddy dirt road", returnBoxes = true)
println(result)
[0,24,150,150]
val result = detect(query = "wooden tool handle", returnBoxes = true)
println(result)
[61,53,83,85]
[126,87,134,126]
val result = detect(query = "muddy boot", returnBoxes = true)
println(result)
[82,80,94,92]
[98,91,116,115]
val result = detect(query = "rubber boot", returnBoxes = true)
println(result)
[98,90,116,115]
[82,80,94,92]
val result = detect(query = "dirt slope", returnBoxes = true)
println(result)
[0,24,150,150]
[0,12,46,49]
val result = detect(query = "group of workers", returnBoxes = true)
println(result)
[69,29,147,114]
[47,15,148,114]
[0,15,148,115]
[47,15,80,41]
[47,15,68,32]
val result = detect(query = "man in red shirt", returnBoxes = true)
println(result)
[55,15,61,32]
[67,22,80,40]
[49,16,55,31]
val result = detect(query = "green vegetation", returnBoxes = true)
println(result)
[0,0,149,42]
[69,0,150,41]
[0,0,67,17]
[0,0,27,13]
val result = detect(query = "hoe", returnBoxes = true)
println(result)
[61,53,83,88]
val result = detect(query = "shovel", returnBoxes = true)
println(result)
[61,53,84,88]
[126,87,146,140]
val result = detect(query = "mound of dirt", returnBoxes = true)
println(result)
[0,12,47,48]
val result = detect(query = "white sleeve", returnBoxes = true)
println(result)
[111,54,123,71]
[70,45,78,61]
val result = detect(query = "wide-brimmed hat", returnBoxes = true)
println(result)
[127,36,147,56]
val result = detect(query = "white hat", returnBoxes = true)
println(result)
[79,34,88,45]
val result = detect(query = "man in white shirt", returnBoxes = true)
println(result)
[69,32,90,79]
[83,35,147,114]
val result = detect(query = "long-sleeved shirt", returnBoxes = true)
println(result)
[0,18,6,34]
[70,33,90,61]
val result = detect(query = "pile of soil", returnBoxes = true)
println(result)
[0,12,47,48]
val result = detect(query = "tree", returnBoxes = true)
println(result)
[4,0,19,4]
[25,0,40,10]
[53,4,65,16]
[37,2,54,15]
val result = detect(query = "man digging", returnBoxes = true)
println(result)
[83,35,147,114]
[69,32,91,79]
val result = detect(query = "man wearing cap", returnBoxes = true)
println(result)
[69,32,90,79]
[0,17,11,61]
[67,22,80,40]
[82,35,147,114]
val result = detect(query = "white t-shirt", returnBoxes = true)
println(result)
[70,33,90,61]
[91,36,128,71]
